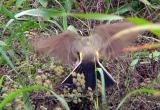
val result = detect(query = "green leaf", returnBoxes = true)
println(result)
[0,76,4,88]
[64,0,72,12]
[97,68,106,103]
[149,51,160,61]
[38,0,48,7]
[0,56,4,65]
[16,0,24,7]
[130,59,139,67]
[0,6,15,19]
[49,90,70,110]
[0,85,69,110]
[7,50,19,64]
[112,24,160,40]
[4,0,15,8]
[14,8,65,19]
[152,51,160,58]
[127,17,150,25]
[69,13,124,21]
[133,51,149,58]
[4,8,66,33]
[67,25,78,34]
[0,41,6,47]
[0,50,33,109]
[139,0,157,9]
[114,4,132,15]
[140,0,152,6]
[48,20,64,32]
[0,50,17,74]
[127,17,160,36]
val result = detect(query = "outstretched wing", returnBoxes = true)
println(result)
[91,22,140,59]
[29,31,81,67]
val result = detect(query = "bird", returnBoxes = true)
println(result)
[29,21,140,89]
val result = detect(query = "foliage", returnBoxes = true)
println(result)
[0,0,160,110]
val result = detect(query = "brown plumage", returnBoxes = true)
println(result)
[30,22,139,66]
[29,21,140,89]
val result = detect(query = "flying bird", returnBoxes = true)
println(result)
[30,22,140,89]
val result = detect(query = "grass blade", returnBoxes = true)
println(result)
[111,24,160,41]
[38,0,48,7]
[16,0,24,7]
[69,13,124,21]
[13,8,64,19]
[0,6,15,19]
[0,85,69,110]
[0,49,33,110]
[116,88,160,110]
[97,68,106,103]
[0,50,18,74]
[0,76,4,88]
[49,90,70,110]
[3,8,66,33]
[127,17,160,36]
[0,41,6,47]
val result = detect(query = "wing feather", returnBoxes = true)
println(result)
[29,31,80,67]
[91,22,140,59]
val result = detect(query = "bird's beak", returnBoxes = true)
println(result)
[79,52,83,62]
[95,51,100,61]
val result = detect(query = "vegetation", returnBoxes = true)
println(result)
[0,0,160,110]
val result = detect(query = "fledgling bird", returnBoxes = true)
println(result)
[29,22,140,89]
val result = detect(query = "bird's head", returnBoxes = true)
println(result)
[79,45,99,64]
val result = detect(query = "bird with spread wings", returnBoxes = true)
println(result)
[29,22,140,89]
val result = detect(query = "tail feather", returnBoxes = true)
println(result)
[61,61,116,89]
[96,61,116,88]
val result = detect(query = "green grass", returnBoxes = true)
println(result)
[0,0,160,110]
